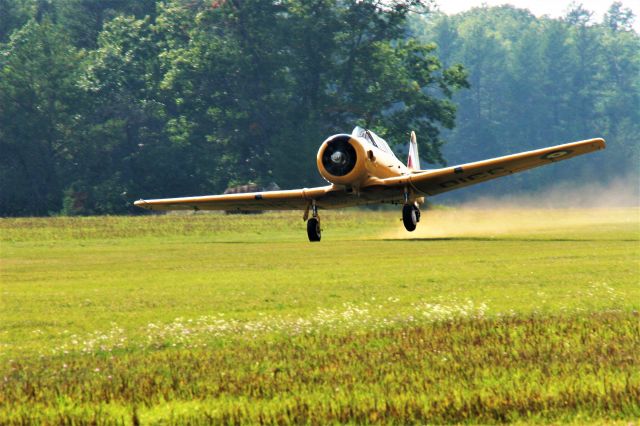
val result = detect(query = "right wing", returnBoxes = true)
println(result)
[134,185,365,211]
[380,138,605,196]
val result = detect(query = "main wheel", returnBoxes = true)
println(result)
[307,217,321,242]
[402,204,418,232]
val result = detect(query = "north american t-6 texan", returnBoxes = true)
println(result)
[135,127,605,241]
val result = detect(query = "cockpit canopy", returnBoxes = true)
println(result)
[352,126,394,155]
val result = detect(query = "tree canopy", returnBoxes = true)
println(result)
[413,3,639,199]
[0,0,468,215]
[1,0,638,216]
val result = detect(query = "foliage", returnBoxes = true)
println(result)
[0,19,84,215]
[1,1,638,215]
[1,0,466,216]
[412,4,640,198]
[1,209,639,423]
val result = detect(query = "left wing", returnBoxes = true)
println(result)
[380,138,605,196]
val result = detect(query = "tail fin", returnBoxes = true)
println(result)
[407,131,420,171]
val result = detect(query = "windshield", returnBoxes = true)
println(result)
[351,126,392,154]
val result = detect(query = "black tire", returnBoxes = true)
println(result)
[402,204,418,232]
[307,217,321,242]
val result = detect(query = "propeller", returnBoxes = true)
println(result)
[322,136,357,176]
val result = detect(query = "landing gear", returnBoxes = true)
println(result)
[306,200,321,242]
[402,203,420,232]
[307,217,321,242]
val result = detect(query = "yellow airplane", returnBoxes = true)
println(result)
[134,126,605,241]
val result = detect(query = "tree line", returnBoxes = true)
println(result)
[414,3,639,200]
[0,0,637,216]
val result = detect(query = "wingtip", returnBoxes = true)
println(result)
[577,137,606,150]
[133,199,150,209]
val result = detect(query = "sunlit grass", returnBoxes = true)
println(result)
[1,208,639,424]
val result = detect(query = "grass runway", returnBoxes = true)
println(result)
[1,208,639,424]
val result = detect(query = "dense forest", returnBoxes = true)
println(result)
[413,4,639,201]
[0,0,638,216]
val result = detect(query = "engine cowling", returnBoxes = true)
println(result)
[316,134,368,186]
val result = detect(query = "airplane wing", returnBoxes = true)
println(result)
[380,138,606,196]
[134,185,360,211]
[135,138,605,212]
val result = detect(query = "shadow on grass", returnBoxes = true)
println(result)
[186,237,639,244]
[377,237,639,243]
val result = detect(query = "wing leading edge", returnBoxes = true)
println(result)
[134,186,334,211]
[379,138,605,196]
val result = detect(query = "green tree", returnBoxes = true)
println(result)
[159,0,466,190]
[597,3,640,179]
[0,0,473,216]
[434,8,510,163]
[417,5,639,200]
[56,0,159,48]
[72,15,172,213]
[0,19,83,215]
[0,0,29,42]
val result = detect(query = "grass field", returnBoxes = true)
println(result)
[1,207,639,424]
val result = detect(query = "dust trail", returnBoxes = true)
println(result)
[384,208,638,239]
[383,178,640,239]
[457,176,640,209]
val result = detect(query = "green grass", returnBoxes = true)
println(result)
[1,208,639,424]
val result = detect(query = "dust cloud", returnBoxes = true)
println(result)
[456,176,640,210]
[384,178,640,239]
